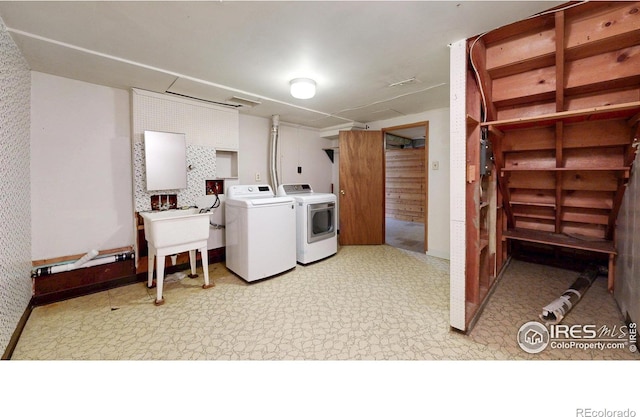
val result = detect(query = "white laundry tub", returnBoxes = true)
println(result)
[140,208,214,305]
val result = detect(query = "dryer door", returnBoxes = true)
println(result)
[308,202,336,243]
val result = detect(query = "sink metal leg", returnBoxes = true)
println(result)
[154,255,165,305]
[201,246,214,289]
[188,249,198,278]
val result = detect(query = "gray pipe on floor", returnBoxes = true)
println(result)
[539,264,602,324]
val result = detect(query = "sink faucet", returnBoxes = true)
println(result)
[158,195,170,211]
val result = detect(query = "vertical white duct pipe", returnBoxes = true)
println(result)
[270,115,280,191]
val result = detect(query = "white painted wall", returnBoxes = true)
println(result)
[238,114,334,193]
[29,80,334,261]
[238,114,270,186]
[278,124,334,193]
[30,72,134,260]
[366,107,451,260]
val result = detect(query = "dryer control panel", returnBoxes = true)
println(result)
[279,183,313,195]
[228,184,274,198]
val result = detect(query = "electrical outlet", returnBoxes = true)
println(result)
[255,172,261,182]
[432,161,440,170]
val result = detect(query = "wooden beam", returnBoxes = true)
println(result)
[491,66,557,105]
[555,10,566,113]
[555,121,564,233]
[488,125,504,139]
[565,1,640,60]
[465,66,482,306]
[489,128,515,229]
[503,229,616,255]
[469,37,497,121]
[481,101,640,130]
[565,45,640,93]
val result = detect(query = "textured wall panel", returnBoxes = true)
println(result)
[449,39,468,331]
[0,18,33,353]
[131,88,238,211]
[131,88,239,147]
[449,220,467,331]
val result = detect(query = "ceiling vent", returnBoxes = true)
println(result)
[164,91,241,108]
[227,96,262,107]
[387,77,419,88]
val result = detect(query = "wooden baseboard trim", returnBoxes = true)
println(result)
[31,248,225,306]
[32,273,142,307]
[2,300,35,360]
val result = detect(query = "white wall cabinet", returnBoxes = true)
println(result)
[213,107,239,151]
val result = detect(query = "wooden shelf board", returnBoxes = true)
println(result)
[467,114,480,126]
[513,213,556,221]
[503,228,616,254]
[481,102,640,131]
[511,201,556,208]
[501,167,630,172]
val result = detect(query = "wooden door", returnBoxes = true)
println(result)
[338,130,385,245]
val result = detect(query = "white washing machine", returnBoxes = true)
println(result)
[277,184,337,265]
[225,185,296,282]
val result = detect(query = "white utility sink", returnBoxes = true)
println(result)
[140,208,213,305]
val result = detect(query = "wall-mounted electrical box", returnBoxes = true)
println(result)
[206,179,224,195]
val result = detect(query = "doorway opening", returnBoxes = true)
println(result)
[383,122,429,253]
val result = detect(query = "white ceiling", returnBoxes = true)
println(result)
[0,1,562,130]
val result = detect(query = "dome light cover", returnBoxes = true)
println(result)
[290,78,316,99]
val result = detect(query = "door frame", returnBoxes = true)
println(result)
[382,121,429,252]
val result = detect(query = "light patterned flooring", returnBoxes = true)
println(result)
[11,245,638,360]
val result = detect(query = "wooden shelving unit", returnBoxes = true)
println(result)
[463,1,640,326]
[464,67,498,325]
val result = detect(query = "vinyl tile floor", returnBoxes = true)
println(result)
[11,245,638,360]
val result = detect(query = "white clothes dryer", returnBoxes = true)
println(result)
[277,184,337,265]
[225,185,296,282]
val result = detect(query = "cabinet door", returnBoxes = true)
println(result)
[214,108,239,150]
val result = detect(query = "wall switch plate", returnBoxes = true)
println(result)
[255,172,261,182]
[432,161,440,170]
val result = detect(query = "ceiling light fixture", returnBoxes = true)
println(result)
[290,78,316,99]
